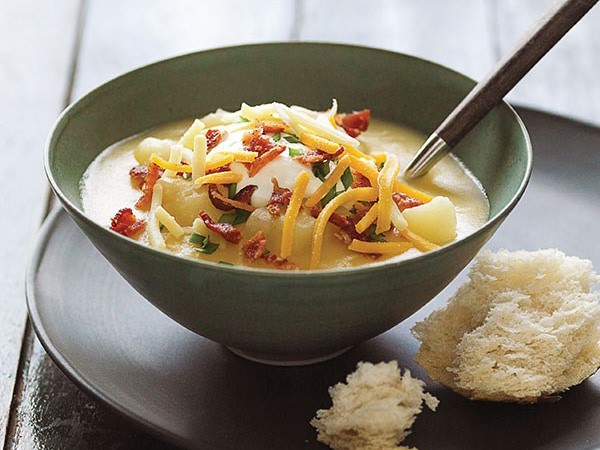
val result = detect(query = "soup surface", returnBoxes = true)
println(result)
[81,102,489,270]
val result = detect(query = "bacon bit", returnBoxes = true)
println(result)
[351,169,371,188]
[206,164,231,175]
[335,109,371,137]
[110,208,146,237]
[259,120,286,134]
[392,192,423,211]
[247,144,286,177]
[267,177,292,217]
[310,205,366,245]
[242,231,267,260]
[205,129,223,152]
[295,147,343,166]
[242,128,275,156]
[198,211,242,244]
[234,185,258,205]
[208,184,235,211]
[135,163,162,210]
[263,253,298,270]
[129,165,148,189]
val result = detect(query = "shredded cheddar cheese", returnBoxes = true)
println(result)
[376,154,400,234]
[400,229,439,252]
[194,171,243,186]
[150,154,192,173]
[394,181,433,203]
[355,203,379,234]
[192,134,207,181]
[147,183,166,249]
[349,156,379,187]
[305,155,352,208]
[155,206,184,238]
[372,152,387,167]
[179,119,205,149]
[348,240,413,255]
[221,149,258,163]
[310,187,379,269]
[204,153,235,172]
[300,132,342,155]
[343,144,374,161]
[280,171,311,259]
[163,144,184,178]
[390,201,408,232]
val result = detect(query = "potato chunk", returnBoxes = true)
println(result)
[402,196,456,245]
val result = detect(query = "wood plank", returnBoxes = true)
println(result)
[297,0,496,79]
[496,0,600,124]
[0,1,82,446]
[6,339,176,449]
[72,0,296,98]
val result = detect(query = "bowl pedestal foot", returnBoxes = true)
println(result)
[226,345,353,366]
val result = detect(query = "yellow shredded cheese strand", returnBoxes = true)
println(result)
[155,206,184,238]
[348,240,413,255]
[274,103,360,148]
[148,183,166,249]
[343,144,374,161]
[394,181,433,203]
[305,155,352,208]
[179,119,205,149]
[400,229,440,252]
[280,171,311,259]
[194,171,243,186]
[163,144,184,177]
[349,156,379,187]
[372,152,387,167]
[222,150,258,162]
[300,132,342,154]
[192,134,207,181]
[390,201,408,232]
[150,154,192,173]
[376,154,400,234]
[355,203,379,234]
[205,153,234,172]
[310,187,378,269]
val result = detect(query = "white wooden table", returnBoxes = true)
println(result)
[2,1,599,447]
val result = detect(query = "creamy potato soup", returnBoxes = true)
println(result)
[81,102,489,270]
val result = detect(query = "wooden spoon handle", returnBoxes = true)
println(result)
[438,0,598,148]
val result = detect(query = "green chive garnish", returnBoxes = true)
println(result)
[366,225,386,242]
[288,147,303,157]
[190,233,220,254]
[272,133,281,142]
[228,183,238,199]
[240,116,250,122]
[284,134,300,143]
[219,209,251,225]
[189,233,207,245]
[320,186,339,207]
[341,167,353,190]
[312,161,330,181]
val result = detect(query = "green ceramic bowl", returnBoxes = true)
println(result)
[46,43,531,365]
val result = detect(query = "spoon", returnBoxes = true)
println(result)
[403,0,599,179]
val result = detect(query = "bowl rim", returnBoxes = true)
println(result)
[45,41,533,278]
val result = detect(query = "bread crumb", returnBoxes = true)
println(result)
[413,249,600,403]
[311,361,438,450]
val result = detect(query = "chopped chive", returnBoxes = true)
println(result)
[284,134,300,144]
[263,248,271,256]
[197,240,219,254]
[240,116,250,122]
[272,132,281,142]
[349,206,357,215]
[219,213,236,224]
[159,224,165,232]
[341,167,353,190]
[312,161,330,181]
[288,147,303,157]
[189,233,207,245]
[218,261,234,266]
[320,186,339,207]
[219,208,251,225]
[228,183,238,199]
[366,225,387,242]
[190,233,220,254]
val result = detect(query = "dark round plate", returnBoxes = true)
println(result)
[28,108,600,449]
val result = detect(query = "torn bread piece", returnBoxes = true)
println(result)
[413,249,600,403]
[311,361,438,450]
